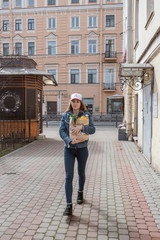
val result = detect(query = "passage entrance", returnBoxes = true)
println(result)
[47,101,57,114]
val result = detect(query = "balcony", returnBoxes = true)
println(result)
[104,51,117,62]
[103,83,116,91]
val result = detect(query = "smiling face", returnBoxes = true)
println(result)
[71,99,81,112]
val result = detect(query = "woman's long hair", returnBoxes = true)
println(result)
[65,100,87,112]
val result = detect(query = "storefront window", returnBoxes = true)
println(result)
[107,98,123,114]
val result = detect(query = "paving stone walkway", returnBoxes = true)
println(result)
[0,126,160,240]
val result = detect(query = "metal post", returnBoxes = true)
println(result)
[28,107,31,142]
[116,115,118,128]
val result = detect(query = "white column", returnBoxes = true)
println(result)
[126,0,133,139]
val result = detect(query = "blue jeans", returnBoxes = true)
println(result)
[64,146,88,204]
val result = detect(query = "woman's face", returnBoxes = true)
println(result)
[71,99,81,111]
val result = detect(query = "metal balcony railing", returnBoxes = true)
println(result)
[103,83,116,90]
[105,51,117,58]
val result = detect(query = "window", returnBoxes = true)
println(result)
[107,98,123,114]
[105,39,115,57]
[48,69,56,80]
[71,17,79,28]
[48,18,56,29]
[3,43,9,56]
[107,0,114,2]
[28,19,35,30]
[3,20,9,31]
[72,0,79,2]
[89,0,96,2]
[88,69,97,83]
[106,15,115,27]
[3,0,9,8]
[48,41,56,55]
[28,42,35,55]
[105,69,115,89]
[71,69,79,84]
[48,0,55,5]
[88,16,97,28]
[71,40,79,54]
[15,42,22,55]
[88,40,97,54]
[28,0,34,6]
[15,0,21,7]
[15,19,22,31]
[146,0,154,22]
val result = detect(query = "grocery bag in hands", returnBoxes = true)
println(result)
[70,114,89,142]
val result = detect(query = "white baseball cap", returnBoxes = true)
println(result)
[70,93,82,101]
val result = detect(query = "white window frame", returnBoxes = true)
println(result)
[86,64,99,83]
[45,65,58,83]
[70,40,80,54]
[15,0,21,7]
[71,0,79,3]
[3,0,9,8]
[104,35,116,53]
[14,42,22,55]
[88,16,97,28]
[47,41,57,55]
[88,39,97,54]
[48,17,56,30]
[27,18,35,31]
[88,69,97,83]
[28,0,34,7]
[103,65,116,89]
[68,64,81,84]
[14,37,23,55]
[46,34,57,55]
[70,16,80,29]
[28,42,35,56]
[2,42,10,56]
[105,14,115,29]
[68,0,82,4]
[26,37,36,55]
[3,20,9,32]
[15,19,22,31]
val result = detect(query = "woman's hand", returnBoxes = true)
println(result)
[71,125,83,135]
[71,138,84,144]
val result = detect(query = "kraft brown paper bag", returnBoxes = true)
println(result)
[70,118,89,142]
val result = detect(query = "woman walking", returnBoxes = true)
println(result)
[59,93,95,216]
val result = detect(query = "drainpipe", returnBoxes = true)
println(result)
[99,0,103,114]
[126,0,133,140]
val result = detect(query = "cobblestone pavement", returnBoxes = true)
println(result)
[0,126,160,240]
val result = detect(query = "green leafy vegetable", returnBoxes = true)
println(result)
[70,114,78,124]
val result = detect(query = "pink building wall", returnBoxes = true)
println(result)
[0,0,123,115]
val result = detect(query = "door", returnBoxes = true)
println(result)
[143,84,152,163]
[47,101,57,114]
[82,98,94,115]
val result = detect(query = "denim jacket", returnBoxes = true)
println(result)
[59,110,95,148]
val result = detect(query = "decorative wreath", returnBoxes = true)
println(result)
[0,91,22,112]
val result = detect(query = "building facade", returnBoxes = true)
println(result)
[120,0,160,172]
[0,0,123,116]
